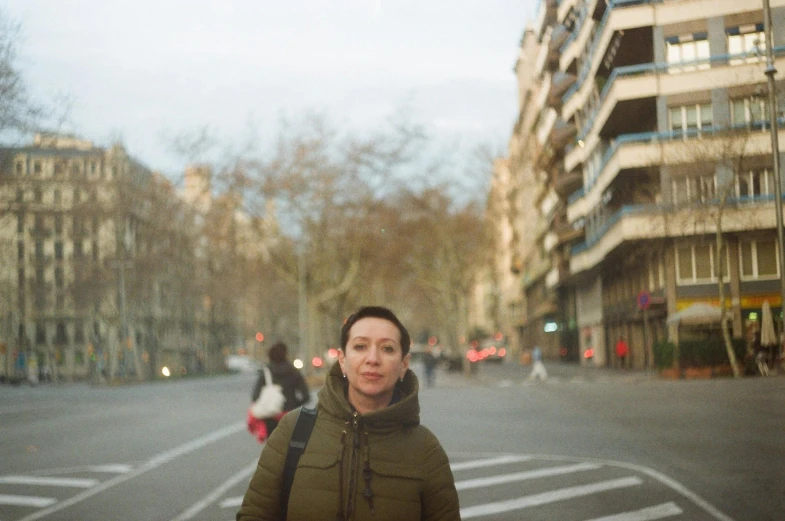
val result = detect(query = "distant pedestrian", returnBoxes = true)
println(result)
[423,345,439,387]
[527,345,548,381]
[615,336,629,369]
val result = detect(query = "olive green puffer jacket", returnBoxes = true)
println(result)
[237,361,461,521]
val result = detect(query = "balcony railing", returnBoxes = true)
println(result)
[560,0,775,108]
[567,119,785,206]
[569,46,785,141]
[571,193,781,257]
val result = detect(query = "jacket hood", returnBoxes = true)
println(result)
[317,359,420,431]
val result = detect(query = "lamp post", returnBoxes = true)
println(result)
[763,0,785,337]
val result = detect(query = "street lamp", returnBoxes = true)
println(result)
[763,0,785,335]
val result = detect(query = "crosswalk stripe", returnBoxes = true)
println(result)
[0,494,58,508]
[0,476,98,488]
[583,501,683,521]
[218,496,244,509]
[460,476,644,518]
[455,462,602,491]
[451,455,532,471]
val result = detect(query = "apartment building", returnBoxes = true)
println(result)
[0,134,206,381]
[497,0,785,368]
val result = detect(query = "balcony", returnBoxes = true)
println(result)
[570,198,779,275]
[550,117,577,149]
[554,168,583,198]
[565,48,785,144]
[567,125,784,223]
[548,71,578,108]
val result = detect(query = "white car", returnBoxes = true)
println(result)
[224,355,260,373]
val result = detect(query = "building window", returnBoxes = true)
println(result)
[727,24,765,64]
[33,161,42,175]
[55,241,63,261]
[672,174,716,204]
[736,168,774,199]
[35,240,44,260]
[35,323,46,344]
[17,213,24,233]
[55,267,64,288]
[74,241,83,258]
[34,188,43,203]
[54,214,63,235]
[18,241,24,261]
[731,97,767,127]
[15,161,24,175]
[669,103,712,134]
[740,238,778,279]
[676,243,728,283]
[666,34,710,72]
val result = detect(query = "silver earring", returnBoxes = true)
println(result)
[343,373,347,379]
[399,376,404,382]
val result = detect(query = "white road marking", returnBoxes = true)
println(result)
[0,476,98,488]
[583,501,683,521]
[86,464,133,473]
[218,496,244,509]
[460,476,644,518]
[169,461,258,521]
[16,422,247,521]
[450,455,532,471]
[455,462,602,491]
[0,494,57,508]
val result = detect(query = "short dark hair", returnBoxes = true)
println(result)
[340,306,411,356]
[268,342,288,363]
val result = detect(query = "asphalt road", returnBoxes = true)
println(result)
[0,361,783,520]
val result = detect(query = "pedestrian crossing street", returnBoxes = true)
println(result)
[0,455,732,521]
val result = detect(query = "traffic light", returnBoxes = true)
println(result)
[255,332,264,342]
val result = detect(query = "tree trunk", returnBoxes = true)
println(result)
[716,229,741,377]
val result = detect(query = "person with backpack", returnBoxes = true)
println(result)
[249,342,310,440]
[237,306,460,521]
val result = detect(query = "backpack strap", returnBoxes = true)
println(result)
[281,406,317,518]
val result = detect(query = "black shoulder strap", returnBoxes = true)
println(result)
[281,406,317,517]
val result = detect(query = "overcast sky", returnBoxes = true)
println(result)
[4,0,539,182]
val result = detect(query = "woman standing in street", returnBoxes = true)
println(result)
[238,306,460,521]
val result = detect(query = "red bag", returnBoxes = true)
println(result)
[246,407,268,443]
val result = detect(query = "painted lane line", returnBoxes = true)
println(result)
[169,461,258,521]
[16,422,247,521]
[460,476,644,519]
[0,476,98,488]
[87,464,133,473]
[0,494,57,508]
[583,501,683,521]
[219,496,244,509]
[455,462,602,491]
[450,455,532,471]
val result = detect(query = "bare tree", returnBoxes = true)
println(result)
[663,122,771,378]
